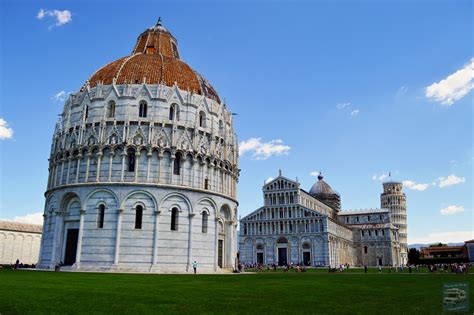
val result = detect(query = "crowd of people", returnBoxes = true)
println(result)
[427,263,469,274]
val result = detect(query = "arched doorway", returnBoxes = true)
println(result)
[302,242,311,266]
[256,243,264,264]
[59,193,81,266]
[276,237,288,266]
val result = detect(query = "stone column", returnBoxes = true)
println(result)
[146,150,152,182]
[114,209,124,265]
[74,209,86,269]
[170,155,175,185]
[152,210,161,266]
[134,151,140,182]
[66,157,72,185]
[51,211,65,268]
[214,218,219,271]
[59,159,65,186]
[120,152,126,182]
[84,151,91,182]
[75,154,82,183]
[96,151,103,182]
[157,152,163,183]
[187,213,195,271]
[108,151,114,182]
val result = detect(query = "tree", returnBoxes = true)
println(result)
[408,248,420,265]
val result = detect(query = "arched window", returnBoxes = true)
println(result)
[97,204,105,228]
[107,101,115,118]
[199,111,205,128]
[171,207,178,231]
[127,149,135,172]
[135,205,143,229]
[219,120,224,136]
[139,101,147,118]
[169,104,179,121]
[364,246,368,254]
[202,211,208,233]
[173,153,181,175]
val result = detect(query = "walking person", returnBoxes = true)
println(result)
[192,261,197,274]
[364,265,367,273]
[14,259,20,270]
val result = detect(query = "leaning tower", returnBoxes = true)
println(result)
[380,181,407,265]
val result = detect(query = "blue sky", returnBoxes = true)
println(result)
[0,0,472,244]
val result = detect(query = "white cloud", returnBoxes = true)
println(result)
[437,174,465,188]
[440,205,465,216]
[372,173,388,181]
[350,109,360,116]
[37,9,72,29]
[402,180,430,191]
[0,118,14,140]
[425,58,474,106]
[239,138,291,160]
[310,171,321,177]
[336,102,351,110]
[1,212,43,225]
[409,230,473,244]
[337,102,360,117]
[52,90,69,102]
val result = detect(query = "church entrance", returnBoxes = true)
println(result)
[303,251,311,266]
[64,228,78,266]
[257,252,264,264]
[218,239,224,268]
[378,258,383,266]
[278,248,287,266]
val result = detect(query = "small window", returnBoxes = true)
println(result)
[135,205,143,229]
[361,230,364,237]
[202,212,208,233]
[98,204,105,228]
[364,246,368,254]
[382,229,385,236]
[127,149,135,172]
[107,101,115,118]
[199,111,205,128]
[173,153,181,175]
[171,207,178,231]
[368,215,371,221]
[219,120,224,135]
[368,230,372,236]
[356,216,359,222]
[204,178,209,190]
[85,105,89,119]
[139,101,147,118]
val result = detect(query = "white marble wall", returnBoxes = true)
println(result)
[0,230,42,265]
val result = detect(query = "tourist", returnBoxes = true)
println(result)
[14,259,19,270]
[192,261,197,274]
[364,265,368,273]
[378,265,382,273]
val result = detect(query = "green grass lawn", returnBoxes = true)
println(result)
[0,269,472,314]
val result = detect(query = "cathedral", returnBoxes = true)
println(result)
[239,171,408,267]
[37,20,239,273]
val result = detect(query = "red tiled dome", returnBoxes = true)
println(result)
[85,20,220,103]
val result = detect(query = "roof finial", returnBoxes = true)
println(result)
[156,17,162,26]
[318,171,323,181]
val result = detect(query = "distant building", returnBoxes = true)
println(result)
[420,242,471,264]
[239,171,406,267]
[0,221,42,265]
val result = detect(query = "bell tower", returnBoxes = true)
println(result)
[380,181,407,265]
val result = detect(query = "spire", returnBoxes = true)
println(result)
[156,17,162,27]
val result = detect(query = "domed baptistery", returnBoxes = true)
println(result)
[37,19,239,273]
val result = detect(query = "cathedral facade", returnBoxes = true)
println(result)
[239,172,407,267]
[37,20,239,273]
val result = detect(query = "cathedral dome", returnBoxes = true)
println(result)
[84,19,221,103]
[309,173,337,196]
